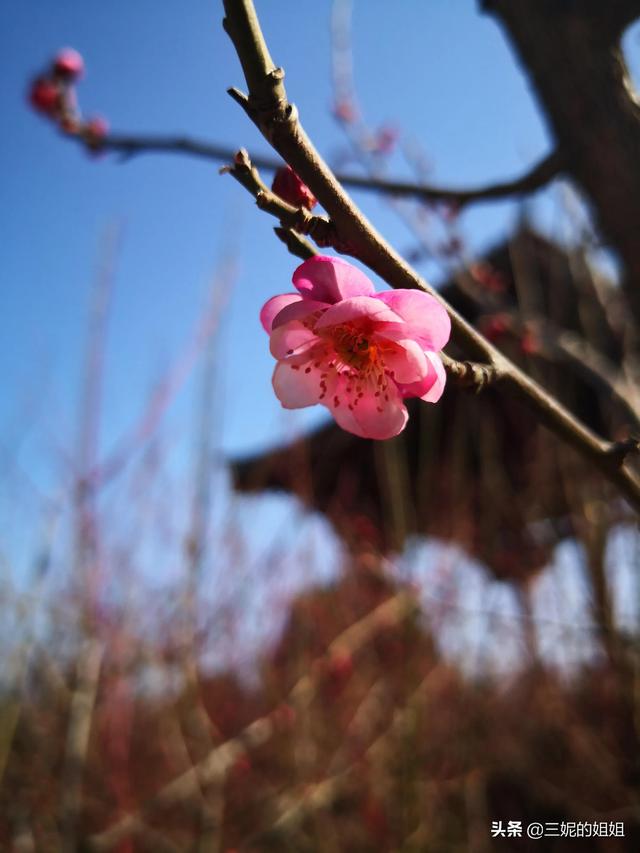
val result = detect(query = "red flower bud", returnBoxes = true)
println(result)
[323,650,354,696]
[272,702,296,730]
[333,99,358,124]
[231,754,251,776]
[28,77,61,116]
[328,651,353,680]
[480,313,512,342]
[53,48,84,81]
[362,797,389,838]
[84,116,109,150]
[271,165,317,210]
[520,330,539,355]
[470,262,507,294]
[372,124,399,155]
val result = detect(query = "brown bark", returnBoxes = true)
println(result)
[483,0,640,324]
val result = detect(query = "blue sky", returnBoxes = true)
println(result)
[1,2,639,599]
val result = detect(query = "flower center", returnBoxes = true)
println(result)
[330,324,379,370]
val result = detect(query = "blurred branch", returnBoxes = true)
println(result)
[88,259,233,489]
[59,640,104,853]
[221,0,640,513]
[74,226,121,614]
[330,151,563,208]
[250,665,445,847]
[86,590,417,851]
[75,131,562,209]
[533,322,640,431]
[330,0,465,269]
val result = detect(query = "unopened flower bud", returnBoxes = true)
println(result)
[372,124,399,155]
[231,754,251,776]
[328,651,353,681]
[85,115,109,149]
[333,99,358,123]
[272,702,296,729]
[470,262,506,294]
[480,312,512,342]
[53,48,84,81]
[28,77,60,116]
[272,165,317,210]
[520,330,539,355]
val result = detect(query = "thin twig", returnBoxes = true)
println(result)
[273,226,316,260]
[533,322,640,430]
[87,260,232,489]
[59,640,104,853]
[221,0,640,512]
[71,130,562,208]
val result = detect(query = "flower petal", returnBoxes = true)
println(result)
[271,298,329,330]
[421,352,447,402]
[269,322,319,359]
[397,351,447,402]
[272,359,324,409]
[380,339,429,384]
[376,290,451,351]
[314,296,404,331]
[260,294,302,333]
[325,374,408,440]
[292,255,375,304]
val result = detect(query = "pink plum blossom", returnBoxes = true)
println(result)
[261,255,451,440]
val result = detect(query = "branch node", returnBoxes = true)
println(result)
[441,354,501,391]
[255,189,269,209]
[273,227,316,261]
[227,87,250,110]
[607,437,640,467]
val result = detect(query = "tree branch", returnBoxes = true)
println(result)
[482,0,640,39]
[533,322,640,432]
[347,150,563,208]
[273,225,316,260]
[579,0,640,40]
[72,131,561,209]
[221,0,640,512]
[439,353,502,390]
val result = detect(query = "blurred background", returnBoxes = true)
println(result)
[2,1,640,850]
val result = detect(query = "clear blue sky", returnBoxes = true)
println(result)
[1,2,638,594]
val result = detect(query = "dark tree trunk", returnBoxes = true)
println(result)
[483,0,640,325]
